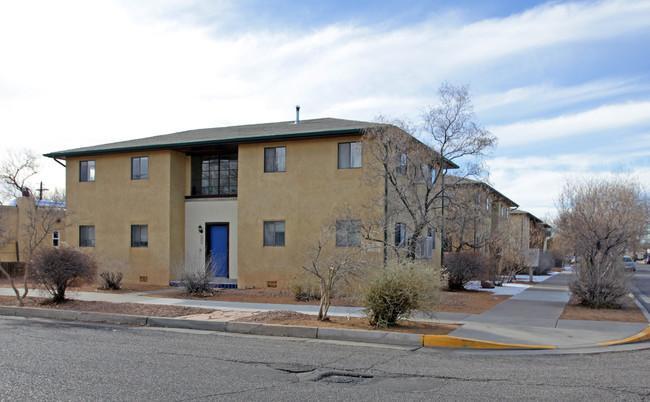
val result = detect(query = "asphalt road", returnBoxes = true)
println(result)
[631,262,650,313]
[1,316,648,400]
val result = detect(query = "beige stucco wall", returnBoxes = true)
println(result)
[236,135,384,289]
[184,198,238,280]
[0,197,66,263]
[66,150,185,286]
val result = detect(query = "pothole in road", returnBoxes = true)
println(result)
[297,369,374,384]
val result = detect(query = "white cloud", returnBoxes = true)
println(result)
[1,0,649,196]
[491,101,650,146]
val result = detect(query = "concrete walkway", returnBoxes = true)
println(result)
[1,271,648,349]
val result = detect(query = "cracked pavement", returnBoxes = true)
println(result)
[1,316,649,400]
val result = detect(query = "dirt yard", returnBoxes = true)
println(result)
[559,295,648,323]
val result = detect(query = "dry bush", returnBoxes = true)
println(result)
[30,245,97,303]
[288,278,320,302]
[363,261,441,328]
[175,254,216,297]
[444,252,489,291]
[99,271,124,290]
[556,175,648,308]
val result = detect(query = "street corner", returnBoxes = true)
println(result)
[420,334,557,350]
[598,324,650,346]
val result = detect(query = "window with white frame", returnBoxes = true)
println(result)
[79,160,95,182]
[263,221,285,247]
[131,225,148,247]
[264,147,286,172]
[338,142,362,169]
[131,156,149,180]
[336,220,361,247]
[79,225,95,247]
[52,230,60,248]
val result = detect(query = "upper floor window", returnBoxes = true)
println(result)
[131,156,148,180]
[79,225,95,247]
[395,222,406,247]
[52,230,60,248]
[263,221,285,247]
[397,153,407,175]
[190,154,238,196]
[336,220,361,247]
[264,147,286,173]
[80,160,95,182]
[338,142,362,169]
[131,224,148,247]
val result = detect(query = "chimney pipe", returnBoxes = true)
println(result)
[295,105,300,124]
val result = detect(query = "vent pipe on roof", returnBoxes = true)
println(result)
[295,105,300,124]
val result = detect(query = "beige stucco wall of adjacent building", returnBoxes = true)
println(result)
[236,135,384,289]
[65,150,185,286]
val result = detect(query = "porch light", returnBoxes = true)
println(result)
[198,225,203,234]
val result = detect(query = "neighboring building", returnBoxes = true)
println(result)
[0,196,66,265]
[445,177,518,253]
[509,209,550,267]
[46,118,444,288]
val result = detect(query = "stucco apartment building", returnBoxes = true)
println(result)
[0,197,65,266]
[445,176,519,253]
[46,118,442,288]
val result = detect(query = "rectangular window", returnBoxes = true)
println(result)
[79,160,95,182]
[190,154,238,196]
[264,147,286,172]
[131,225,148,248]
[263,221,285,247]
[79,225,95,247]
[338,142,362,169]
[397,153,407,175]
[131,156,149,180]
[395,222,406,247]
[52,230,60,248]
[428,227,436,250]
[336,220,361,247]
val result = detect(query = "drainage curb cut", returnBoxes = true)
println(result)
[598,324,650,346]
[420,334,557,350]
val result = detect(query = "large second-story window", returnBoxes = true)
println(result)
[264,147,286,172]
[80,160,95,182]
[190,154,238,196]
[131,156,148,180]
[338,142,362,169]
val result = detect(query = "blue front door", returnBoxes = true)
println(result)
[208,225,228,277]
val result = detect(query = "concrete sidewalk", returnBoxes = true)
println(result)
[1,272,648,349]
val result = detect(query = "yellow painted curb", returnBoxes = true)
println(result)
[421,335,557,350]
[598,324,650,346]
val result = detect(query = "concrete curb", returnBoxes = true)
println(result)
[2,305,647,349]
[420,334,557,350]
[598,324,650,346]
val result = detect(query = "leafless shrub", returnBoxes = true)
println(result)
[99,271,124,290]
[444,252,489,291]
[30,245,97,303]
[555,175,649,308]
[288,278,320,302]
[363,260,441,328]
[175,253,216,297]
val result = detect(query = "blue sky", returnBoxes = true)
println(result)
[1,0,649,219]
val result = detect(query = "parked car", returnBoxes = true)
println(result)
[646,255,650,264]
[623,256,636,271]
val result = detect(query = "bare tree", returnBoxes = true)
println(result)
[555,175,649,307]
[362,83,496,262]
[0,149,39,203]
[22,190,66,261]
[302,215,368,321]
[445,182,493,252]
